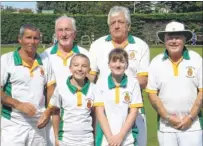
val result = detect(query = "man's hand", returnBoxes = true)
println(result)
[37,108,52,129]
[16,102,37,117]
[168,115,181,128]
[175,115,193,130]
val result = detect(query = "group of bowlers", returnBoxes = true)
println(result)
[1,5,202,146]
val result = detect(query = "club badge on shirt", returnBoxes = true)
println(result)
[128,50,136,60]
[86,98,93,109]
[123,92,131,103]
[186,66,195,78]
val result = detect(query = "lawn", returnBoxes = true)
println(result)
[1,45,202,146]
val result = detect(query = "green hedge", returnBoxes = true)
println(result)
[1,12,202,44]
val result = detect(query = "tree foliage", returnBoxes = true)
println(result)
[37,1,136,14]
[155,1,203,13]
[134,2,153,14]
[37,1,203,14]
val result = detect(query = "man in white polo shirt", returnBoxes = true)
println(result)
[42,15,89,89]
[89,6,149,146]
[1,24,56,146]
[41,15,89,146]
[146,21,203,146]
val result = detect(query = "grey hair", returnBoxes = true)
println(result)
[19,24,40,38]
[107,6,131,26]
[164,33,187,43]
[55,15,77,31]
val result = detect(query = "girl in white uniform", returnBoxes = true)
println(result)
[94,49,143,146]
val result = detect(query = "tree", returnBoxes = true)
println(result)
[37,1,135,14]
[155,1,203,13]
[2,5,17,12]
[37,1,57,13]
[133,2,153,14]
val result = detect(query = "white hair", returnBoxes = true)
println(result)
[107,6,131,26]
[55,15,76,31]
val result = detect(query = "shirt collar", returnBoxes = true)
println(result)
[108,73,128,89]
[162,46,190,60]
[66,76,90,95]
[105,34,135,44]
[50,43,80,54]
[13,47,43,66]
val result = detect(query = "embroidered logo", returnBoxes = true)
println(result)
[128,50,136,60]
[86,99,93,109]
[122,91,132,103]
[186,66,195,78]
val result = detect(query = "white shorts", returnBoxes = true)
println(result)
[135,112,147,146]
[158,130,203,146]
[1,117,47,146]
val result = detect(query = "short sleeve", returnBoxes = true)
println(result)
[197,57,203,91]
[40,54,56,87]
[1,54,10,88]
[130,81,143,108]
[137,42,150,76]
[49,87,61,108]
[93,79,104,107]
[146,58,159,94]
[89,42,99,75]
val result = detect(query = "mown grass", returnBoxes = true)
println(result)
[1,45,202,146]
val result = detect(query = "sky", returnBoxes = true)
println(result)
[1,1,37,11]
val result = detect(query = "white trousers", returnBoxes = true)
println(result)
[45,120,55,146]
[158,130,203,146]
[135,112,147,146]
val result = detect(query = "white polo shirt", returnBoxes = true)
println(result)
[89,35,150,78]
[49,77,95,142]
[146,48,203,132]
[1,47,55,125]
[41,43,89,89]
[94,74,143,145]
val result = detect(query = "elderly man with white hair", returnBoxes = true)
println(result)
[146,21,203,146]
[89,6,149,146]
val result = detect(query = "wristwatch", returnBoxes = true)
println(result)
[165,114,171,124]
[188,114,194,122]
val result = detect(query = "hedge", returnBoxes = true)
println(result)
[1,12,202,44]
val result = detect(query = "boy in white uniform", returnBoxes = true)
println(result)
[146,21,203,146]
[48,54,95,146]
[94,49,143,146]
[1,24,56,146]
